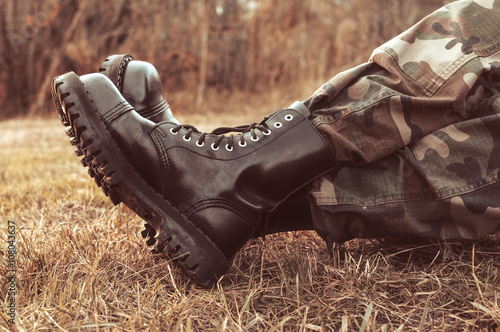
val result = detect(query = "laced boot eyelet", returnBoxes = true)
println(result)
[239,141,247,148]
[225,144,233,152]
[251,136,259,142]
[263,129,272,136]
[274,122,283,128]
[285,114,294,121]
[183,135,191,142]
[196,140,205,147]
[170,128,178,135]
[211,143,220,151]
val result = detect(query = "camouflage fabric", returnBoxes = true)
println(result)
[304,0,500,244]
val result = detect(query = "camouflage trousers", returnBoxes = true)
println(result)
[305,0,500,244]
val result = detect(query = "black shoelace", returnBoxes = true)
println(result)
[170,118,272,150]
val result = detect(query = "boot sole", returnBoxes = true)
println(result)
[51,72,229,287]
[98,54,134,92]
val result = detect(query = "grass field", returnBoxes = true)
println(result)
[1,116,500,331]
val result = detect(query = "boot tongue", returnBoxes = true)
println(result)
[288,101,310,117]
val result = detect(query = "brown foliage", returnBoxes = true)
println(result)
[0,0,450,119]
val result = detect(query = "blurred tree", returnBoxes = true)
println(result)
[0,0,451,118]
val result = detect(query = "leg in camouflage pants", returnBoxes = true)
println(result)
[306,0,500,245]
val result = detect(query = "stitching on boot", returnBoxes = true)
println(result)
[138,99,169,119]
[102,101,134,124]
[185,197,258,229]
[151,128,174,200]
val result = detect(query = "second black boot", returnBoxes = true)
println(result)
[99,54,179,124]
[52,72,335,287]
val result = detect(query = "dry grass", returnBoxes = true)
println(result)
[1,116,500,331]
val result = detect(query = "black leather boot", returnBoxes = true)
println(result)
[98,54,179,124]
[52,72,335,287]
[98,54,315,239]
[253,185,313,237]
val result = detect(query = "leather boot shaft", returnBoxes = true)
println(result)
[146,102,335,257]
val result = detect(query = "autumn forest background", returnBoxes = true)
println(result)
[1,0,451,119]
[4,1,500,330]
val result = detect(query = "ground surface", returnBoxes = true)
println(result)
[1,117,500,331]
